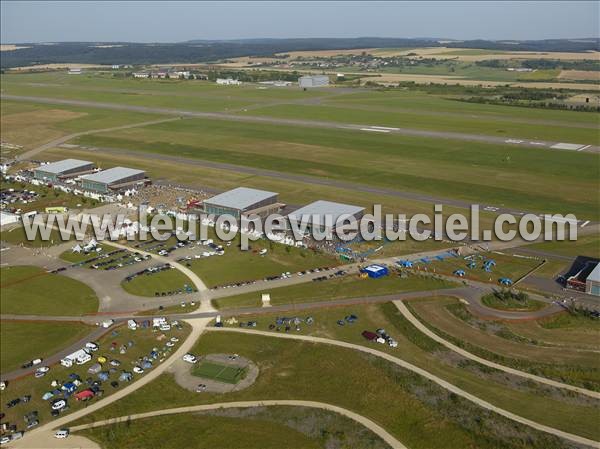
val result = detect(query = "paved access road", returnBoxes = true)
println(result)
[3,94,598,153]
[67,400,407,449]
[208,327,599,448]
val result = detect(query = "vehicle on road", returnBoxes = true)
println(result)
[54,429,70,439]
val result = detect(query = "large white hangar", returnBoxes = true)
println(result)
[288,200,364,234]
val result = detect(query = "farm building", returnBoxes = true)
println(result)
[34,159,96,182]
[586,263,600,296]
[81,167,146,193]
[203,187,281,219]
[287,200,364,234]
[298,75,329,88]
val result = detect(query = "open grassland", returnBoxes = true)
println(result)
[0,224,65,247]
[225,300,599,391]
[526,233,600,259]
[0,99,167,155]
[407,296,598,368]
[212,271,456,309]
[76,330,600,447]
[43,147,505,232]
[0,323,191,429]
[80,413,322,449]
[0,320,93,373]
[121,268,194,297]
[184,236,338,289]
[71,117,599,219]
[79,405,392,449]
[507,313,600,351]
[0,265,99,315]
[410,251,543,284]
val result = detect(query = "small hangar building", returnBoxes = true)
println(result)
[81,167,146,193]
[298,75,329,88]
[34,159,95,182]
[203,187,281,218]
[287,200,364,234]
[587,263,600,296]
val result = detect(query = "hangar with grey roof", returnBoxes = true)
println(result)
[81,167,146,193]
[34,159,95,182]
[203,187,282,218]
[288,200,364,233]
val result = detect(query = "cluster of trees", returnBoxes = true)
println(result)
[491,289,529,303]
[2,37,598,69]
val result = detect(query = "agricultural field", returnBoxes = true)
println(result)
[0,321,93,373]
[0,265,99,315]
[212,271,456,309]
[74,330,600,447]
[0,322,191,429]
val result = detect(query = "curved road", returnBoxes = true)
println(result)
[207,327,598,448]
[67,400,406,449]
[393,300,600,399]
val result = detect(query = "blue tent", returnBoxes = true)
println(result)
[498,278,513,286]
[361,264,389,278]
[453,269,466,277]
[397,260,413,268]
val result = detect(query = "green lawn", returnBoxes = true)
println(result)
[415,251,543,284]
[75,330,599,448]
[186,236,338,288]
[213,271,456,309]
[59,243,119,263]
[121,268,195,297]
[192,361,246,384]
[0,320,93,373]
[0,225,67,247]
[0,265,99,315]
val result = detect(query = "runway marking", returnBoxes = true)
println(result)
[577,145,591,152]
[361,128,390,133]
[369,126,400,131]
[551,142,586,151]
[581,220,590,227]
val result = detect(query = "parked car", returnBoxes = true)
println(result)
[183,353,197,364]
[132,366,144,374]
[51,399,67,411]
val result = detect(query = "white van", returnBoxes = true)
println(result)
[75,353,92,365]
[127,319,138,330]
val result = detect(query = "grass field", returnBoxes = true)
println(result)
[411,251,544,284]
[185,236,338,289]
[0,265,99,315]
[192,361,247,384]
[59,243,119,263]
[69,116,599,220]
[0,322,191,429]
[121,268,194,297]
[212,271,456,309]
[75,330,600,447]
[526,234,600,259]
[0,225,68,247]
[407,296,598,368]
[80,413,323,449]
[0,99,167,155]
[0,320,93,373]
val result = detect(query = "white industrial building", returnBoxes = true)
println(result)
[216,78,242,85]
[81,167,146,193]
[203,187,281,219]
[587,263,600,296]
[298,75,329,88]
[34,159,96,182]
[287,200,364,234]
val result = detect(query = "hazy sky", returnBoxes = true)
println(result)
[1,1,598,43]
